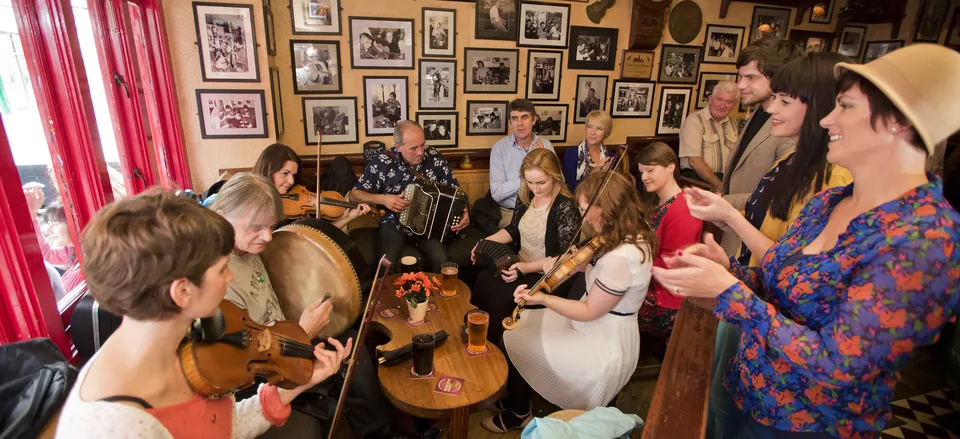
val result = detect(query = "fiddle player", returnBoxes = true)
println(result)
[350,120,470,272]
[56,190,351,438]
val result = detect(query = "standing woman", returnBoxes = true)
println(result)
[653,44,960,437]
[562,110,630,191]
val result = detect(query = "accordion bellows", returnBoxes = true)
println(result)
[474,239,519,276]
[398,182,467,242]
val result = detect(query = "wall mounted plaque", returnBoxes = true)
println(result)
[668,0,703,44]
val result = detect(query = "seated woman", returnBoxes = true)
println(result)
[634,142,703,339]
[654,44,960,437]
[482,171,654,432]
[56,190,350,438]
[561,110,631,191]
[471,148,580,346]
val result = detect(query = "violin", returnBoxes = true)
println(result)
[280,184,381,221]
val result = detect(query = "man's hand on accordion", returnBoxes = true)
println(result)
[381,194,409,213]
[451,207,470,232]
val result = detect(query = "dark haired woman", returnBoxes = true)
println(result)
[654,44,960,437]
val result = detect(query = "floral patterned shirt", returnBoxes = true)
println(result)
[354,146,459,226]
[714,176,960,437]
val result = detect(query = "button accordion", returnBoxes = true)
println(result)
[398,182,468,242]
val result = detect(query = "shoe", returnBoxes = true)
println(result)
[415,427,441,439]
[486,397,507,414]
[480,409,532,433]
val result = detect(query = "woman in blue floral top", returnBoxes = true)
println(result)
[653,44,960,438]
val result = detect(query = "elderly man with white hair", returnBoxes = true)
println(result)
[678,80,741,190]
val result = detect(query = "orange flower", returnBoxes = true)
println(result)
[878,308,907,329]
[890,339,914,356]
[751,373,766,389]
[804,385,828,405]
[837,335,863,356]
[782,344,807,365]
[775,389,795,405]
[915,204,937,217]
[789,411,815,428]
[846,284,873,301]
[773,359,792,374]
[926,307,946,328]
[745,346,758,360]
[728,301,748,318]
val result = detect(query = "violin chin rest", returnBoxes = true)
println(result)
[192,309,227,341]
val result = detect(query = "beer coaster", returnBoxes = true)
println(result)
[464,344,491,357]
[434,376,465,396]
[379,308,401,319]
[439,289,458,299]
[405,317,430,328]
[409,366,435,379]
[427,302,440,313]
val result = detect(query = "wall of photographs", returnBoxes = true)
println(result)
[162,0,960,190]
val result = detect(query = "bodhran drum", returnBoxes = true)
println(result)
[261,218,366,339]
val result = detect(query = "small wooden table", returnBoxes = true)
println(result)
[372,275,508,439]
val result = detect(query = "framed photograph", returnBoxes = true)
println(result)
[837,25,866,59]
[463,47,519,94]
[568,26,618,70]
[465,100,508,135]
[264,10,276,56]
[949,8,960,47]
[419,59,457,110]
[192,2,259,82]
[290,0,342,35]
[696,72,737,109]
[196,89,267,139]
[610,80,654,118]
[475,0,518,41]
[809,1,835,24]
[573,75,607,123]
[303,97,358,145]
[533,104,568,142]
[416,112,459,148]
[363,76,408,136]
[526,50,563,101]
[658,44,701,85]
[291,40,342,94]
[862,40,904,63]
[914,0,951,42]
[789,30,835,54]
[269,67,284,136]
[655,87,691,136]
[620,50,654,79]
[702,25,744,64]
[517,2,570,48]
[349,17,415,69]
[423,8,456,58]
[749,6,791,43]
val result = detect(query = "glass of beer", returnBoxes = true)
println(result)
[412,333,435,376]
[466,309,489,354]
[401,256,418,274]
[440,262,459,297]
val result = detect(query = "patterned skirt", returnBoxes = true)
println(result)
[636,294,678,339]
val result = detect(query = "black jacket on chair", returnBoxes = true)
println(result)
[0,338,77,439]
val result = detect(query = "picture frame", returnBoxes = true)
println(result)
[573,75,608,124]
[526,50,563,101]
[913,0,951,43]
[837,25,866,59]
[419,59,457,110]
[363,76,409,136]
[192,2,260,82]
[948,8,960,48]
[809,0,835,24]
[416,112,459,148]
[610,80,654,118]
[862,40,904,63]
[463,47,520,94]
[657,44,701,85]
[475,0,519,41]
[423,8,456,58]
[290,0,342,35]
[196,89,268,139]
[517,1,570,48]
[269,67,284,136]
[702,25,744,64]
[568,26,618,71]
[290,40,342,94]
[465,100,508,135]
[264,9,277,56]
[303,97,359,145]
[620,50,654,79]
[533,104,568,143]
[349,17,415,70]
[788,29,835,54]
[655,87,691,136]
[749,6,791,43]
[696,72,737,109]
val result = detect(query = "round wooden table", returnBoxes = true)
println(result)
[372,274,508,439]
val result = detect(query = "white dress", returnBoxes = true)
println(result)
[503,242,652,410]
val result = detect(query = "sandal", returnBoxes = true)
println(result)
[480,409,532,433]
[487,397,507,414]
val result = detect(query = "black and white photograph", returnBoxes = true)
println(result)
[696,72,737,109]
[610,80,654,118]
[837,25,866,59]
[363,77,408,136]
[419,59,456,110]
[809,1,835,24]
[532,104,568,142]
[269,67,284,136]
[466,100,508,135]
[702,25,744,64]
[914,0,950,42]
[303,97,358,145]
[789,30,835,54]
[862,40,904,63]
[655,87,691,136]
[517,2,570,48]
[291,40,341,94]
[568,26,618,70]
[526,50,563,101]
[423,8,456,58]
[573,75,607,123]
[416,112,459,148]
[193,3,259,82]
[475,0,518,41]
[749,6,791,43]
[195,89,267,139]
[349,17,415,69]
[657,45,701,85]
[290,0,341,35]
[463,48,519,93]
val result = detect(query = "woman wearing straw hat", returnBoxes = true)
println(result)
[652,43,960,437]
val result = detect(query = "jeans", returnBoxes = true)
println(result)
[378,222,450,273]
[707,321,743,439]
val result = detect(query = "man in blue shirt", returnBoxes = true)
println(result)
[489,99,555,227]
[351,121,470,271]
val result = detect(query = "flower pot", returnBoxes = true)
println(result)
[407,300,428,323]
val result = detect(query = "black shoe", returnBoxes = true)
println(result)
[415,427,441,439]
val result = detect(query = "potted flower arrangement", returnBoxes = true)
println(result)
[394,272,439,323]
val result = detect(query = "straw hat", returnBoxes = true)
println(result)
[833,43,960,155]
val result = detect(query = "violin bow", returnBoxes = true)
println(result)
[315,129,322,218]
